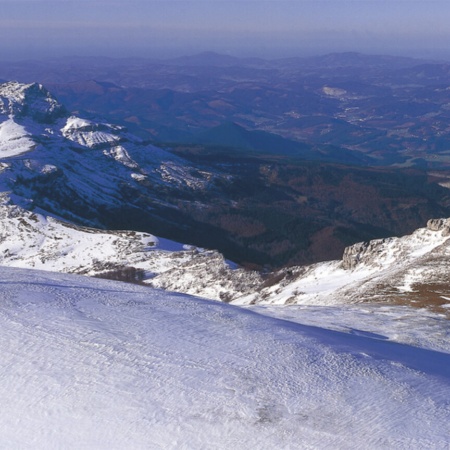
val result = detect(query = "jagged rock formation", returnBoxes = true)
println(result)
[234,218,450,312]
[426,218,450,236]
[0,82,65,122]
[342,238,394,270]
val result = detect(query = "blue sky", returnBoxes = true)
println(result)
[0,1,449,60]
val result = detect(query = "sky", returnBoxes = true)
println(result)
[1,0,450,60]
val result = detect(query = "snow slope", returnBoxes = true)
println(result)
[235,218,450,310]
[0,266,449,449]
[0,118,35,157]
[0,81,224,232]
[0,199,261,300]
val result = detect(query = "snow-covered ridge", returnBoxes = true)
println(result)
[234,218,450,309]
[0,200,261,300]
[0,81,64,123]
[342,218,450,269]
[0,81,224,232]
[61,116,128,149]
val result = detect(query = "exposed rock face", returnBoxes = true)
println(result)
[233,217,450,310]
[340,218,450,270]
[0,81,66,123]
[148,251,261,301]
[341,238,394,270]
[426,218,450,236]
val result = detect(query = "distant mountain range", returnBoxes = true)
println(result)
[1,51,442,169]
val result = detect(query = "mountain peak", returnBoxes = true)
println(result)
[0,81,65,123]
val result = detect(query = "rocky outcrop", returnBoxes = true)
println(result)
[341,238,393,270]
[148,251,261,301]
[426,218,450,236]
[0,81,66,123]
[341,218,450,271]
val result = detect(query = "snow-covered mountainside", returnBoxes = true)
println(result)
[235,218,450,312]
[1,81,450,314]
[0,81,266,299]
[3,181,450,312]
[0,80,448,449]
[0,196,260,300]
[0,81,224,230]
[0,266,448,449]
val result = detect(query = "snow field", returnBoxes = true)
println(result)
[0,267,448,449]
[0,118,35,157]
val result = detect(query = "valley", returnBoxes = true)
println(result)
[0,52,449,448]
[2,68,450,269]
[4,52,450,169]
[2,56,450,310]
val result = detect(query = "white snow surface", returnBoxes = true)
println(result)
[0,82,61,119]
[252,304,450,354]
[61,116,123,147]
[0,118,35,157]
[0,200,261,300]
[0,266,449,449]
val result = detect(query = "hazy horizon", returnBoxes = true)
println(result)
[1,1,450,62]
